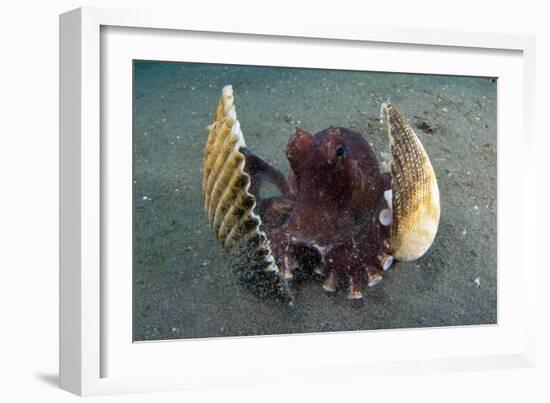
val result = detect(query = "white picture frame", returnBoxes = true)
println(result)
[59,6,537,396]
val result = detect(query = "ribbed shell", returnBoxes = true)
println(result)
[381,103,440,261]
[202,85,279,274]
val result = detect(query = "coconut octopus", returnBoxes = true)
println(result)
[202,85,440,303]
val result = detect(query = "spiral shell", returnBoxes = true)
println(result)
[381,103,440,261]
[202,85,280,274]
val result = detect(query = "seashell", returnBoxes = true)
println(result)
[380,103,440,261]
[202,85,281,276]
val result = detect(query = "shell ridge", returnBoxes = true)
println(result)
[203,120,232,210]
[204,120,235,214]
[213,169,248,233]
[207,131,242,222]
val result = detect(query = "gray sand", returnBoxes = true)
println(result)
[132,62,497,341]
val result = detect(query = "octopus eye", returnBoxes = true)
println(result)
[335,145,346,158]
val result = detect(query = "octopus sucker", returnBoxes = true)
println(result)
[322,270,338,293]
[347,276,364,299]
[200,87,440,303]
[380,103,440,262]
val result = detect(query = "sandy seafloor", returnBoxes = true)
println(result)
[132,61,497,341]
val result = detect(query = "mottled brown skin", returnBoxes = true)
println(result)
[243,127,393,298]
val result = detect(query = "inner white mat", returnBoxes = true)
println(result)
[100,25,523,379]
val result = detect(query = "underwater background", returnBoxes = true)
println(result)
[133,61,497,341]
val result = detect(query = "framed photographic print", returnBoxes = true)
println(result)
[60,6,537,396]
